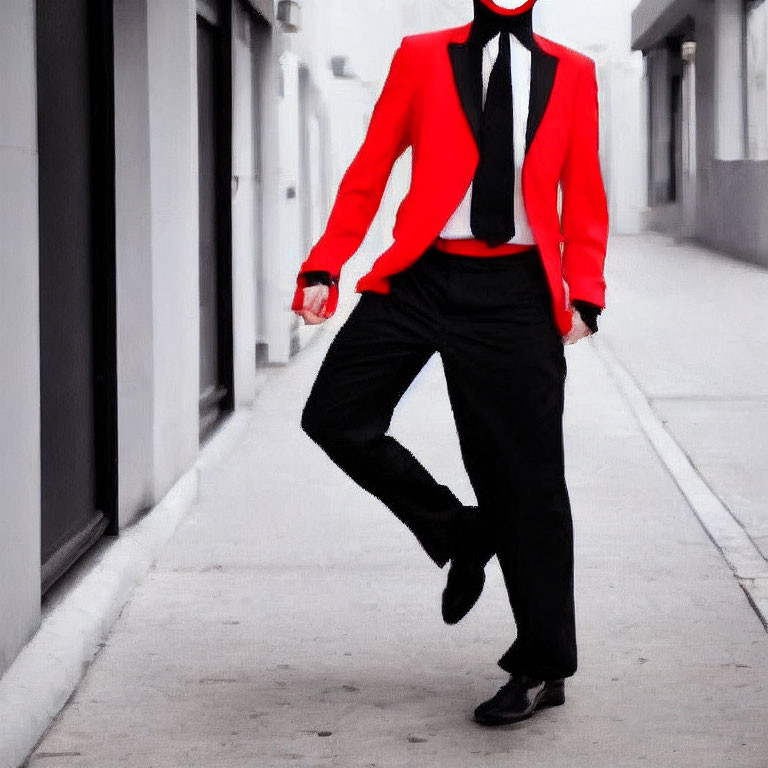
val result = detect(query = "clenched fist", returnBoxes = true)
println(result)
[295,284,330,325]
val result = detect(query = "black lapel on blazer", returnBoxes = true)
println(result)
[448,35,559,156]
[525,44,559,153]
[447,41,484,149]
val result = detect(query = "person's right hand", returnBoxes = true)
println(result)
[295,284,330,325]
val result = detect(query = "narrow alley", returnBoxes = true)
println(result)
[24,234,768,768]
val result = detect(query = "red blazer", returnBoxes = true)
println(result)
[292,23,609,336]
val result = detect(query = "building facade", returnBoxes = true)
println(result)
[0,0,345,679]
[633,0,768,266]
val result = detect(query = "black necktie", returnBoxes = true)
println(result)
[470,32,516,247]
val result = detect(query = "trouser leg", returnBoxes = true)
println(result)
[437,249,577,680]
[300,284,463,567]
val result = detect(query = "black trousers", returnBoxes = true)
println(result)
[300,245,577,680]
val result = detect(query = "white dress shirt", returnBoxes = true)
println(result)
[440,32,536,245]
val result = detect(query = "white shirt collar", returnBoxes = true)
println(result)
[484,31,532,62]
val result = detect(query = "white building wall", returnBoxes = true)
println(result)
[601,58,647,235]
[146,0,201,499]
[0,0,290,681]
[697,1,768,265]
[634,0,768,266]
[276,50,317,356]
[0,0,42,675]
[745,1,768,161]
[258,28,288,364]
[714,0,746,161]
[231,2,260,399]
[113,0,156,526]
[114,0,278,518]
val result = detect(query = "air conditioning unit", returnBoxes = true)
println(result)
[277,0,301,33]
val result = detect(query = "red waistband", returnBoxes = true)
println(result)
[432,237,537,257]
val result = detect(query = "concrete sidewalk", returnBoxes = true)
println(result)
[25,237,768,767]
[600,233,768,562]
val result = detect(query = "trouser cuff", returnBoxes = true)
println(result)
[497,643,577,681]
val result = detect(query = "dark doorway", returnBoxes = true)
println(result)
[669,72,681,203]
[36,0,118,594]
[197,0,234,441]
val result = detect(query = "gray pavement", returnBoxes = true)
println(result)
[600,234,768,562]
[27,235,768,767]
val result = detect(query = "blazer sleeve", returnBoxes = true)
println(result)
[291,38,415,316]
[560,58,609,311]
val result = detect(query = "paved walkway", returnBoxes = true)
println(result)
[600,233,768,562]
[27,235,768,767]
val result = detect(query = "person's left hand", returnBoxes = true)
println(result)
[562,306,593,345]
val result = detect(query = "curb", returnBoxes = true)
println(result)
[0,410,254,768]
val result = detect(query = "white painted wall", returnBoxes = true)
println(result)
[257,29,288,364]
[714,0,746,161]
[231,2,260,401]
[536,0,636,57]
[0,0,294,681]
[113,0,156,526]
[146,0,201,499]
[634,0,768,265]
[113,0,204,518]
[601,57,647,234]
[276,51,307,355]
[0,0,42,675]
[745,1,768,161]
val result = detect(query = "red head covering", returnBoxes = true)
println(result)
[478,0,538,15]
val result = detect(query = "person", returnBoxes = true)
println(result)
[292,0,609,727]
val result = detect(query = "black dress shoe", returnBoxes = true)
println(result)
[473,675,565,726]
[441,559,485,624]
[441,506,495,625]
